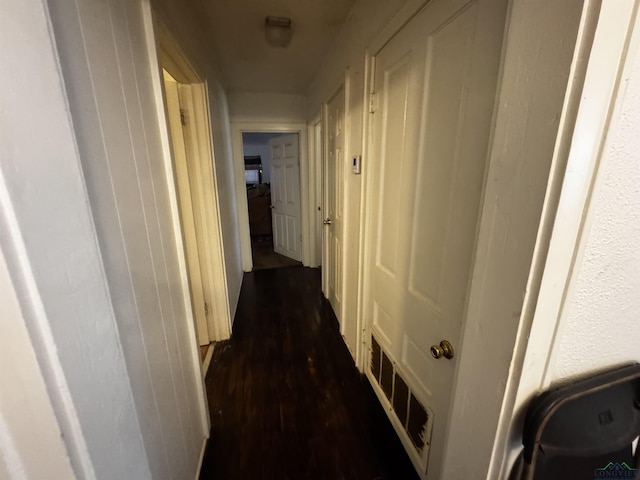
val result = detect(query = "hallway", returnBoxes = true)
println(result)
[200,267,418,480]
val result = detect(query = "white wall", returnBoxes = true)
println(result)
[492,2,640,477]
[1,0,153,477]
[0,240,76,479]
[228,92,307,123]
[547,6,640,383]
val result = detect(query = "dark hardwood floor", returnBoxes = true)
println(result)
[199,266,419,480]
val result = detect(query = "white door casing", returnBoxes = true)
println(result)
[232,123,312,272]
[323,88,346,325]
[179,85,219,344]
[157,22,233,346]
[163,71,210,346]
[269,134,302,261]
[363,0,507,477]
[310,115,323,269]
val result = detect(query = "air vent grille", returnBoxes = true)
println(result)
[370,334,431,456]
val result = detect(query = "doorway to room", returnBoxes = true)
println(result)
[242,132,303,271]
[154,20,232,373]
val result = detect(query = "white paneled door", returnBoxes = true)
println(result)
[269,134,302,261]
[324,87,345,324]
[365,0,506,477]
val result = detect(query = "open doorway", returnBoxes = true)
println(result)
[154,21,232,374]
[162,69,211,352]
[241,132,303,271]
[232,122,316,273]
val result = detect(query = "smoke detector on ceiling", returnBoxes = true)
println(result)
[265,16,292,47]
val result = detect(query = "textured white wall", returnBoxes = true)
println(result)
[548,14,640,381]
[493,4,640,477]
[0,247,76,480]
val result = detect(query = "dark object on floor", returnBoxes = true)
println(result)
[510,363,640,480]
[199,266,418,480]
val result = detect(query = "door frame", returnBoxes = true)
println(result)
[320,84,347,318]
[356,0,596,477]
[231,123,311,271]
[308,112,323,269]
[162,70,210,346]
[150,16,232,344]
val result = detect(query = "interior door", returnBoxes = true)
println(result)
[163,70,210,346]
[269,134,302,261]
[323,88,345,324]
[364,0,506,476]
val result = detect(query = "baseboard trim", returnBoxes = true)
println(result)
[194,436,208,480]
[202,342,215,378]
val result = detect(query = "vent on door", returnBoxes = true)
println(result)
[370,335,432,457]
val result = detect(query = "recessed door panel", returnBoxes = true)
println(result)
[285,165,296,205]
[408,7,475,307]
[375,55,412,277]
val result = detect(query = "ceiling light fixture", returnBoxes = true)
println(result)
[265,16,292,47]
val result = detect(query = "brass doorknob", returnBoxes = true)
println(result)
[323,218,332,225]
[430,340,454,360]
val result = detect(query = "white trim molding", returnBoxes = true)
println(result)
[307,112,323,268]
[230,122,311,271]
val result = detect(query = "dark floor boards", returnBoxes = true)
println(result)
[199,266,418,480]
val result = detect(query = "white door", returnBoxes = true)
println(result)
[364,0,506,477]
[269,134,302,261]
[323,88,345,323]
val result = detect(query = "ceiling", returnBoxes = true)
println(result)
[187,0,357,94]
